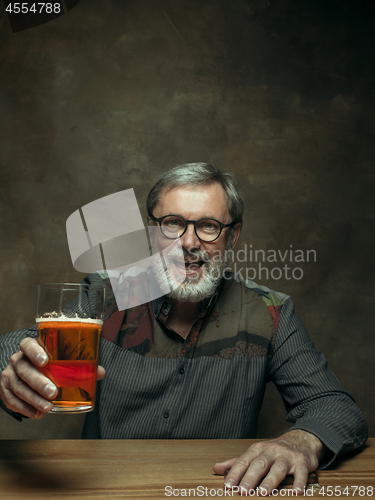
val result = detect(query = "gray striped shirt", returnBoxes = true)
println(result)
[0,273,368,468]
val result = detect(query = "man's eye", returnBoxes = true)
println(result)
[199,221,218,232]
[165,219,183,228]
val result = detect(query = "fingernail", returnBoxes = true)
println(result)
[41,400,52,411]
[44,384,57,398]
[295,487,304,495]
[36,353,48,366]
[259,487,268,496]
[224,478,234,488]
[240,483,251,495]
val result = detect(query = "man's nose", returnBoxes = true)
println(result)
[180,222,201,251]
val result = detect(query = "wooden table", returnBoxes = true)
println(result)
[0,439,374,499]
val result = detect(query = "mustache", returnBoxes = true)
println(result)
[165,248,211,263]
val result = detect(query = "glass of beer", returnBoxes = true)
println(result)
[36,283,105,413]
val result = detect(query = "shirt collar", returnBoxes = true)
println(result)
[151,279,224,319]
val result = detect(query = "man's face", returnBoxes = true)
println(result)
[149,182,241,302]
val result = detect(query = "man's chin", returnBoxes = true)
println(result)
[168,287,207,303]
[167,273,218,303]
[168,279,202,298]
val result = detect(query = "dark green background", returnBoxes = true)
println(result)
[0,0,374,439]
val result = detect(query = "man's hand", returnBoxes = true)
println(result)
[213,430,324,496]
[0,337,105,419]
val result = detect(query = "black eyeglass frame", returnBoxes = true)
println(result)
[149,214,236,243]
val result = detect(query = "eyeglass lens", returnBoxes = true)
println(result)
[161,216,221,241]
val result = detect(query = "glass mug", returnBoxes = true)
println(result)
[36,283,105,413]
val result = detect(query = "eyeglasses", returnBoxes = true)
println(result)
[149,214,235,243]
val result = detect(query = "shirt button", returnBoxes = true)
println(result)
[179,367,185,375]
[163,411,169,419]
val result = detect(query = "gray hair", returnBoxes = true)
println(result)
[146,163,244,225]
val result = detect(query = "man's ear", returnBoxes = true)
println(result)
[231,223,242,249]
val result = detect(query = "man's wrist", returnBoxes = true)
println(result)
[278,429,326,462]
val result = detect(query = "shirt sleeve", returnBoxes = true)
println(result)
[268,297,368,468]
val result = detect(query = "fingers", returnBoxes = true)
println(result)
[291,467,310,496]
[221,438,314,496]
[0,382,49,419]
[19,337,49,367]
[226,454,307,496]
[213,457,237,475]
[224,448,269,492]
[1,338,106,419]
[257,460,308,496]
[0,339,58,419]
[254,456,287,495]
[97,365,106,380]
[12,351,57,399]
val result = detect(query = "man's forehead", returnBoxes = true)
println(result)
[160,182,226,202]
[155,182,229,216]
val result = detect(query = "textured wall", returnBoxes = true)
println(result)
[0,0,374,440]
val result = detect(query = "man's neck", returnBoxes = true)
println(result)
[169,298,205,321]
[166,298,206,339]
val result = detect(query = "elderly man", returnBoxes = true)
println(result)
[0,163,368,495]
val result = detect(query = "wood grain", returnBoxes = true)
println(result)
[0,439,373,499]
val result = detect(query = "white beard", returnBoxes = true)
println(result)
[151,245,232,303]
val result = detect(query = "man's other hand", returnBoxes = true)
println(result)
[0,337,105,419]
[213,430,324,496]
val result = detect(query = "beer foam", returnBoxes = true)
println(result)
[36,315,103,325]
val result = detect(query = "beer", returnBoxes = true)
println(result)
[37,318,102,412]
